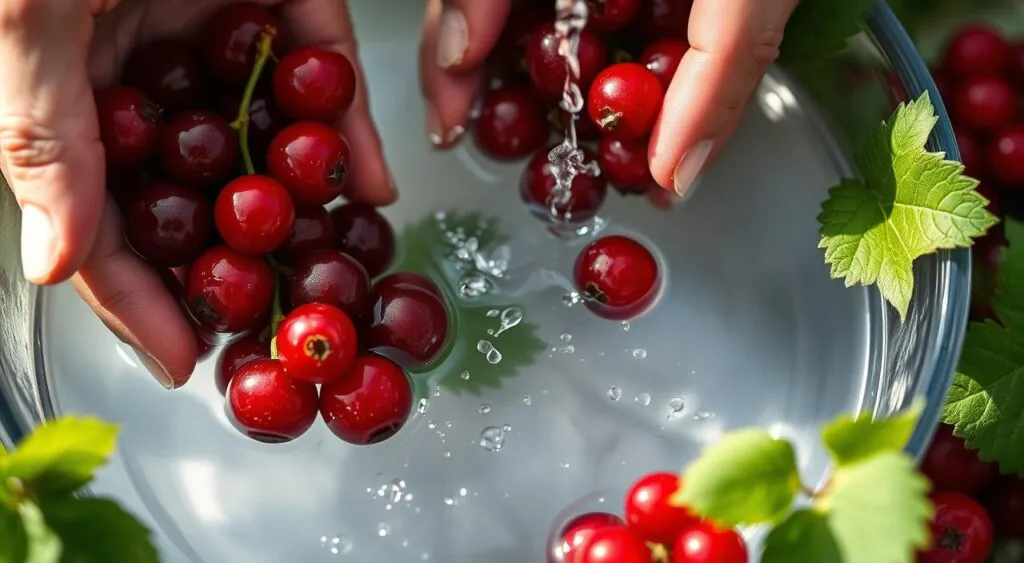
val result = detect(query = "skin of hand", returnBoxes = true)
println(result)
[0,0,395,389]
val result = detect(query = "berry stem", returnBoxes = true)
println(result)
[231,26,277,175]
[267,257,288,359]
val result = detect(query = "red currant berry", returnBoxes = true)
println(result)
[576,526,653,563]
[288,249,373,326]
[473,88,550,160]
[272,205,336,266]
[214,174,296,255]
[276,303,358,384]
[95,85,162,167]
[219,84,284,160]
[985,477,1024,539]
[226,359,318,443]
[201,2,281,84]
[159,110,240,186]
[950,76,1017,133]
[918,492,993,563]
[366,282,449,368]
[624,471,697,545]
[122,39,207,112]
[374,272,443,299]
[940,25,1009,79]
[586,0,641,31]
[989,125,1024,187]
[639,38,688,89]
[267,121,351,206]
[574,235,660,320]
[920,424,998,495]
[488,5,548,88]
[550,512,625,563]
[125,181,213,268]
[187,245,274,333]
[598,136,657,194]
[588,63,665,140]
[273,46,357,121]
[521,145,608,223]
[671,521,748,563]
[525,22,607,98]
[955,130,983,179]
[1008,41,1024,89]
[319,354,413,445]
[330,203,396,277]
[215,330,270,395]
[628,0,693,40]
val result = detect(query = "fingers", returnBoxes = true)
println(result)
[648,0,799,198]
[278,0,396,205]
[435,0,512,71]
[72,197,197,389]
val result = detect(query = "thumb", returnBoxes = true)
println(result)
[0,1,108,284]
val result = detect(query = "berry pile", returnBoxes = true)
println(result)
[548,471,747,563]
[101,2,452,445]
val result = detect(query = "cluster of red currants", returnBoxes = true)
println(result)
[98,2,451,445]
[549,471,747,563]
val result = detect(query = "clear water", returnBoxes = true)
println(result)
[37,5,879,563]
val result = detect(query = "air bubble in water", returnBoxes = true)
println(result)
[552,344,575,354]
[416,398,429,414]
[477,340,502,364]
[459,488,468,497]
[493,307,523,337]
[322,535,353,556]
[503,424,512,432]
[390,480,406,503]
[668,397,685,414]
[479,426,506,451]
[479,403,492,415]
[621,321,631,332]
[523,395,532,406]
[431,384,441,397]
[607,386,623,401]
[458,272,492,298]
[694,410,716,421]
[487,309,500,317]
[562,291,583,307]
[460,371,471,381]
[635,392,651,407]
[560,332,573,342]
[632,348,647,360]
[377,523,391,537]
[444,496,456,506]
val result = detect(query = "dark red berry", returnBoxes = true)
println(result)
[186,245,274,333]
[122,39,206,111]
[598,136,657,194]
[985,477,1024,539]
[374,272,443,299]
[627,0,692,40]
[125,181,213,267]
[201,2,281,84]
[920,424,998,495]
[940,25,1009,79]
[918,492,993,563]
[288,249,372,326]
[214,174,295,255]
[488,5,548,88]
[1008,41,1024,89]
[586,0,641,31]
[576,526,652,563]
[671,521,748,563]
[588,63,665,139]
[574,235,660,320]
[624,472,697,545]
[950,76,1017,133]
[550,103,602,141]
[273,46,357,121]
[366,282,449,368]
[989,125,1024,187]
[159,110,240,186]
[267,121,351,206]
[219,84,284,159]
[521,145,608,223]
[956,130,983,179]
[226,359,318,443]
[272,205,335,266]
[525,22,608,98]
[473,88,550,160]
[276,303,358,384]
[330,203,396,277]
[95,85,162,167]
[215,330,270,395]
[107,165,154,209]
[639,38,687,88]
[550,512,625,563]
[319,354,413,445]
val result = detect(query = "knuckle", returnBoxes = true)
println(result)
[94,284,133,315]
[747,29,785,69]
[0,115,64,181]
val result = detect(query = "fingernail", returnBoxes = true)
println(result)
[672,140,714,199]
[427,104,445,146]
[132,347,175,389]
[436,7,469,69]
[445,124,466,145]
[19,204,56,282]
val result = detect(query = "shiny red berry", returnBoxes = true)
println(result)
[918,492,993,563]
[267,121,351,206]
[374,272,443,299]
[159,110,240,186]
[330,203,396,277]
[989,125,1024,187]
[122,39,207,111]
[125,181,213,267]
[627,0,692,40]
[525,22,608,98]
[671,521,748,563]
[366,282,449,368]
[985,477,1024,539]
[226,359,318,443]
[186,245,274,333]
[288,249,372,326]
[950,76,1017,133]
[639,38,688,88]
[920,424,998,495]
[575,235,660,320]
[201,2,281,84]
[214,174,296,255]
[272,205,336,266]
[273,46,357,121]
[473,88,550,160]
[215,330,270,395]
[521,145,608,223]
[276,303,358,384]
[95,85,162,167]
[576,526,652,563]
[588,63,665,139]
[319,354,413,445]
[598,136,657,194]
[624,471,697,545]
[549,512,625,563]
[940,25,1009,79]
[586,0,641,31]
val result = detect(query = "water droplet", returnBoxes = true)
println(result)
[444,496,455,506]
[620,321,631,332]
[416,398,429,414]
[426,420,436,430]
[477,339,502,364]
[635,392,651,407]
[443,450,451,458]
[632,348,647,360]
[493,307,523,337]
[503,424,513,432]
[562,291,582,307]
[607,386,623,401]
[479,426,506,451]
[478,403,492,415]
[523,395,532,406]
[668,397,685,414]
[431,384,441,397]
[459,488,468,497]
[560,332,573,342]
[559,461,571,469]
[487,309,500,317]
[552,344,575,354]
[693,410,716,421]
[434,210,447,222]
[322,535,353,555]
[390,479,406,503]
[458,271,493,298]
[460,371,471,381]
[377,523,391,537]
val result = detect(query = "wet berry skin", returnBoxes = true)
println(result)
[525,22,608,98]
[940,25,1009,79]
[598,136,657,194]
[575,525,653,563]
[319,354,414,445]
[186,245,274,333]
[366,282,449,368]
[272,205,335,266]
[588,63,665,140]
[575,235,660,320]
[267,121,351,206]
[159,110,240,186]
[639,38,688,89]
[920,423,998,495]
[276,303,358,384]
[330,203,396,278]
[918,492,993,563]
[950,76,1017,133]
[624,472,697,545]
[95,85,162,167]
[122,39,207,112]
[273,46,357,121]
[671,521,748,563]
[374,272,443,299]
[473,88,550,161]
[989,125,1024,187]
[288,249,373,327]
[215,330,270,395]
[226,359,319,443]
[550,512,625,563]
[201,2,281,84]
[521,145,608,223]
[586,0,641,31]
[125,181,213,268]
[214,174,296,255]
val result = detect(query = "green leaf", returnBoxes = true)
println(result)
[670,429,800,527]
[761,509,842,563]
[779,0,874,63]
[38,497,158,563]
[818,92,998,319]
[821,400,923,466]
[0,506,28,563]
[5,418,118,497]
[18,501,61,563]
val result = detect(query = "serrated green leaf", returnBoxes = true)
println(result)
[18,501,61,563]
[818,92,998,319]
[5,418,118,497]
[761,509,842,563]
[670,429,800,526]
[38,497,158,563]
[821,401,923,466]
[780,0,874,63]
[0,506,28,563]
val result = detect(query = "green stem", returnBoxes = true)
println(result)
[268,257,288,359]
[231,26,277,175]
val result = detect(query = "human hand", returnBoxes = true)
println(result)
[0,0,394,389]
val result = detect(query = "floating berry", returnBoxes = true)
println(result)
[226,359,318,443]
[374,272,443,299]
[624,472,696,545]
[598,136,657,194]
[586,0,641,31]
[575,526,652,563]
[920,424,998,495]
[549,512,625,563]
[473,88,550,160]
[201,2,281,84]
[366,282,449,367]
[276,303,358,384]
[940,25,1009,79]
[950,76,1017,133]
[521,146,608,223]
[330,203,396,277]
[267,121,352,206]
[288,249,373,326]
[125,181,213,268]
[273,46,357,121]
[272,206,336,266]
[918,492,993,563]
[989,125,1024,187]
[186,245,274,333]
[95,85,162,167]
[214,174,296,255]
[671,521,748,563]
[122,39,207,111]
[588,63,665,140]
[215,330,270,395]
[639,38,688,89]
[525,22,607,98]
[319,354,413,445]
[627,0,692,40]
[159,110,240,186]
[574,235,660,320]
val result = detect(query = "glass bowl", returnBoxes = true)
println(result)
[0,1,967,561]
